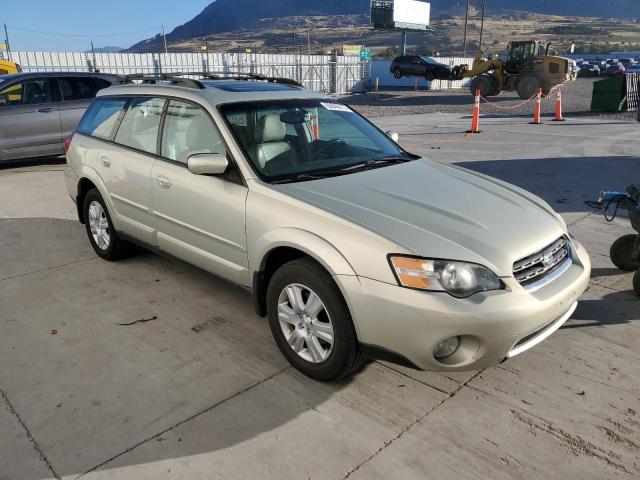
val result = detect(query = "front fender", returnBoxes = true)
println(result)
[251,227,357,277]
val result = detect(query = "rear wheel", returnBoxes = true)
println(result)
[610,234,640,271]
[83,188,135,261]
[633,270,640,296]
[470,75,493,97]
[393,68,402,79]
[517,76,540,99]
[266,258,362,381]
[425,71,435,81]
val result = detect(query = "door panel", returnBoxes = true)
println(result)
[152,98,249,285]
[151,161,249,285]
[0,78,61,160]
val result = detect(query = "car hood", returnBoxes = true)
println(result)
[273,159,566,276]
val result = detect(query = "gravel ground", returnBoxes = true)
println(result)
[340,78,637,121]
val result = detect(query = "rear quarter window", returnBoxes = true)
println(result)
[77,98,128,141]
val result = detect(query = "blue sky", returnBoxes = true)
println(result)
[0,0,212,51]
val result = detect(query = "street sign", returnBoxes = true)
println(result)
[359,48,371,61]
[343,44,363,56]
[0,44,6,50]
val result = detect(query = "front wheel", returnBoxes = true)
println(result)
[610,234,640,271]
[266,258,362,381]
[517,76,540,99]
[393,68,402,79]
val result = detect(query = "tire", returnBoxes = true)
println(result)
[517,76,539,99]
[393,68,402,79]
[470,75,493,97]
[266,257,362,381]
[425,71,435,82]
[633,270,640,296]
[83,188,135,261]
[610,234,640,272]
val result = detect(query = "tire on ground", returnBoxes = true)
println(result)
[83,188,136,261]
[266,257,363,381]
[610,234,640,271]
[470,75,494,97]
[517,75,540,99]
[393,68,402,79]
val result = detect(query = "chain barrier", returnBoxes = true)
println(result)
[479,84,561,110]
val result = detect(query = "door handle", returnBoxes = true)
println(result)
[157,175,171,189]
[36,107,54,113]
[100,156,111,168]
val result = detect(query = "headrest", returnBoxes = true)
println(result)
[254,114,286,143]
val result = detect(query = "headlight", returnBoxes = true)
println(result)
[389,256,502,298]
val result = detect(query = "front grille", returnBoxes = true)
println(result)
[513,236,571,287]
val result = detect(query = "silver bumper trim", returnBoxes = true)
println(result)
[506,301,578,359]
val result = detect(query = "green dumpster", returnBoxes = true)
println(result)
[591,76,626,113]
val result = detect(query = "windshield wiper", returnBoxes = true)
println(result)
[270,172,343,184]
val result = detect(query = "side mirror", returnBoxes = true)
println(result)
[187,153,229,176]
[386,131,399,142]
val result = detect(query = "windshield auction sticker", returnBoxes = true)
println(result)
[320,102,353,113]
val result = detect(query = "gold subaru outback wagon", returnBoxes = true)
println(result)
[64,73,591,381]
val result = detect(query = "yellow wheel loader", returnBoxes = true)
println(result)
[451,41,577,99]
[0,60,21,75]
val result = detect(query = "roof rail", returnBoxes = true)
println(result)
[120,71,303,89]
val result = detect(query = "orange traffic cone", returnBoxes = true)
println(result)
[531,88,542,125]
[553,88,565,122]
[467,89,481,133]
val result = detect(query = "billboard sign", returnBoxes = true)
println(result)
[343,44,364,56]
[393,0,430,30]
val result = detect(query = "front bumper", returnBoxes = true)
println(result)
[336,240,590,371]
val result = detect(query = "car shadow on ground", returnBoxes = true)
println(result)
[564,290,639,329]
[0,155,65,171]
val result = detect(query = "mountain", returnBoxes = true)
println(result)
[87,46,124,53]
[129,0,640,51]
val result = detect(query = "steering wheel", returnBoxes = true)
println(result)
[312,138,345,162]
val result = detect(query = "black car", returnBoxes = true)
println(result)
[577,63,601,77]
[390,55,452,81]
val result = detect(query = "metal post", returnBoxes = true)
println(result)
[162,25,168,54]
[293,27,296,55]
[4,23,12,62]
[479,0,486,54]
[307,29,311,56]
[90,41,97,72]
[462,0,470,57]
[400,30,407,55]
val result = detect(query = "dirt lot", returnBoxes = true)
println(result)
[1,113,639,480]
[341,78,636,120]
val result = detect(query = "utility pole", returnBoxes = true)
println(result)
[478,0,486,55]
[462,0,470,57]
[161,25,168,54]
[292,27,296,54]
[307,28,311,55]
[3,23,12,61]
[90,41,97,72]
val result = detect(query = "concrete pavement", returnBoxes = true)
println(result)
[0,114,638,479]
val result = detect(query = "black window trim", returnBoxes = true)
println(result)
[78,93,246,186]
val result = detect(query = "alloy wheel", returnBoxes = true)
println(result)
[88,201,110,250]
[277,283,334,363]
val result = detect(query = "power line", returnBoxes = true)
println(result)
[6,25,162,38]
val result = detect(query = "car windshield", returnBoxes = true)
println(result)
[220,98,413,183]
[420,56,439,65]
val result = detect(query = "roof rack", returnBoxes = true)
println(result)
[120,72,303,89]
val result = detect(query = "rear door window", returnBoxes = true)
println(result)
[58,77,104,101]
[160,100,224,165]
[77,98,128,140]
[115,97,166,155]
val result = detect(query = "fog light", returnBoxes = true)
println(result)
[434,336,460,360]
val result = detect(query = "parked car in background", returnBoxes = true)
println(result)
[64,74,591,380]
[625,64,640,74]
[604,62,626,76]
[0,71,120,162]
[390,55,452,81]
[577,63,601,77]
[619,58,636,67]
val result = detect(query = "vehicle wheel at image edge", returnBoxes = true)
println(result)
[610,234,640,271]
[83,188,135,261]
[393,68,402,79]
[633,270,640,296]
[266,258,362,381]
